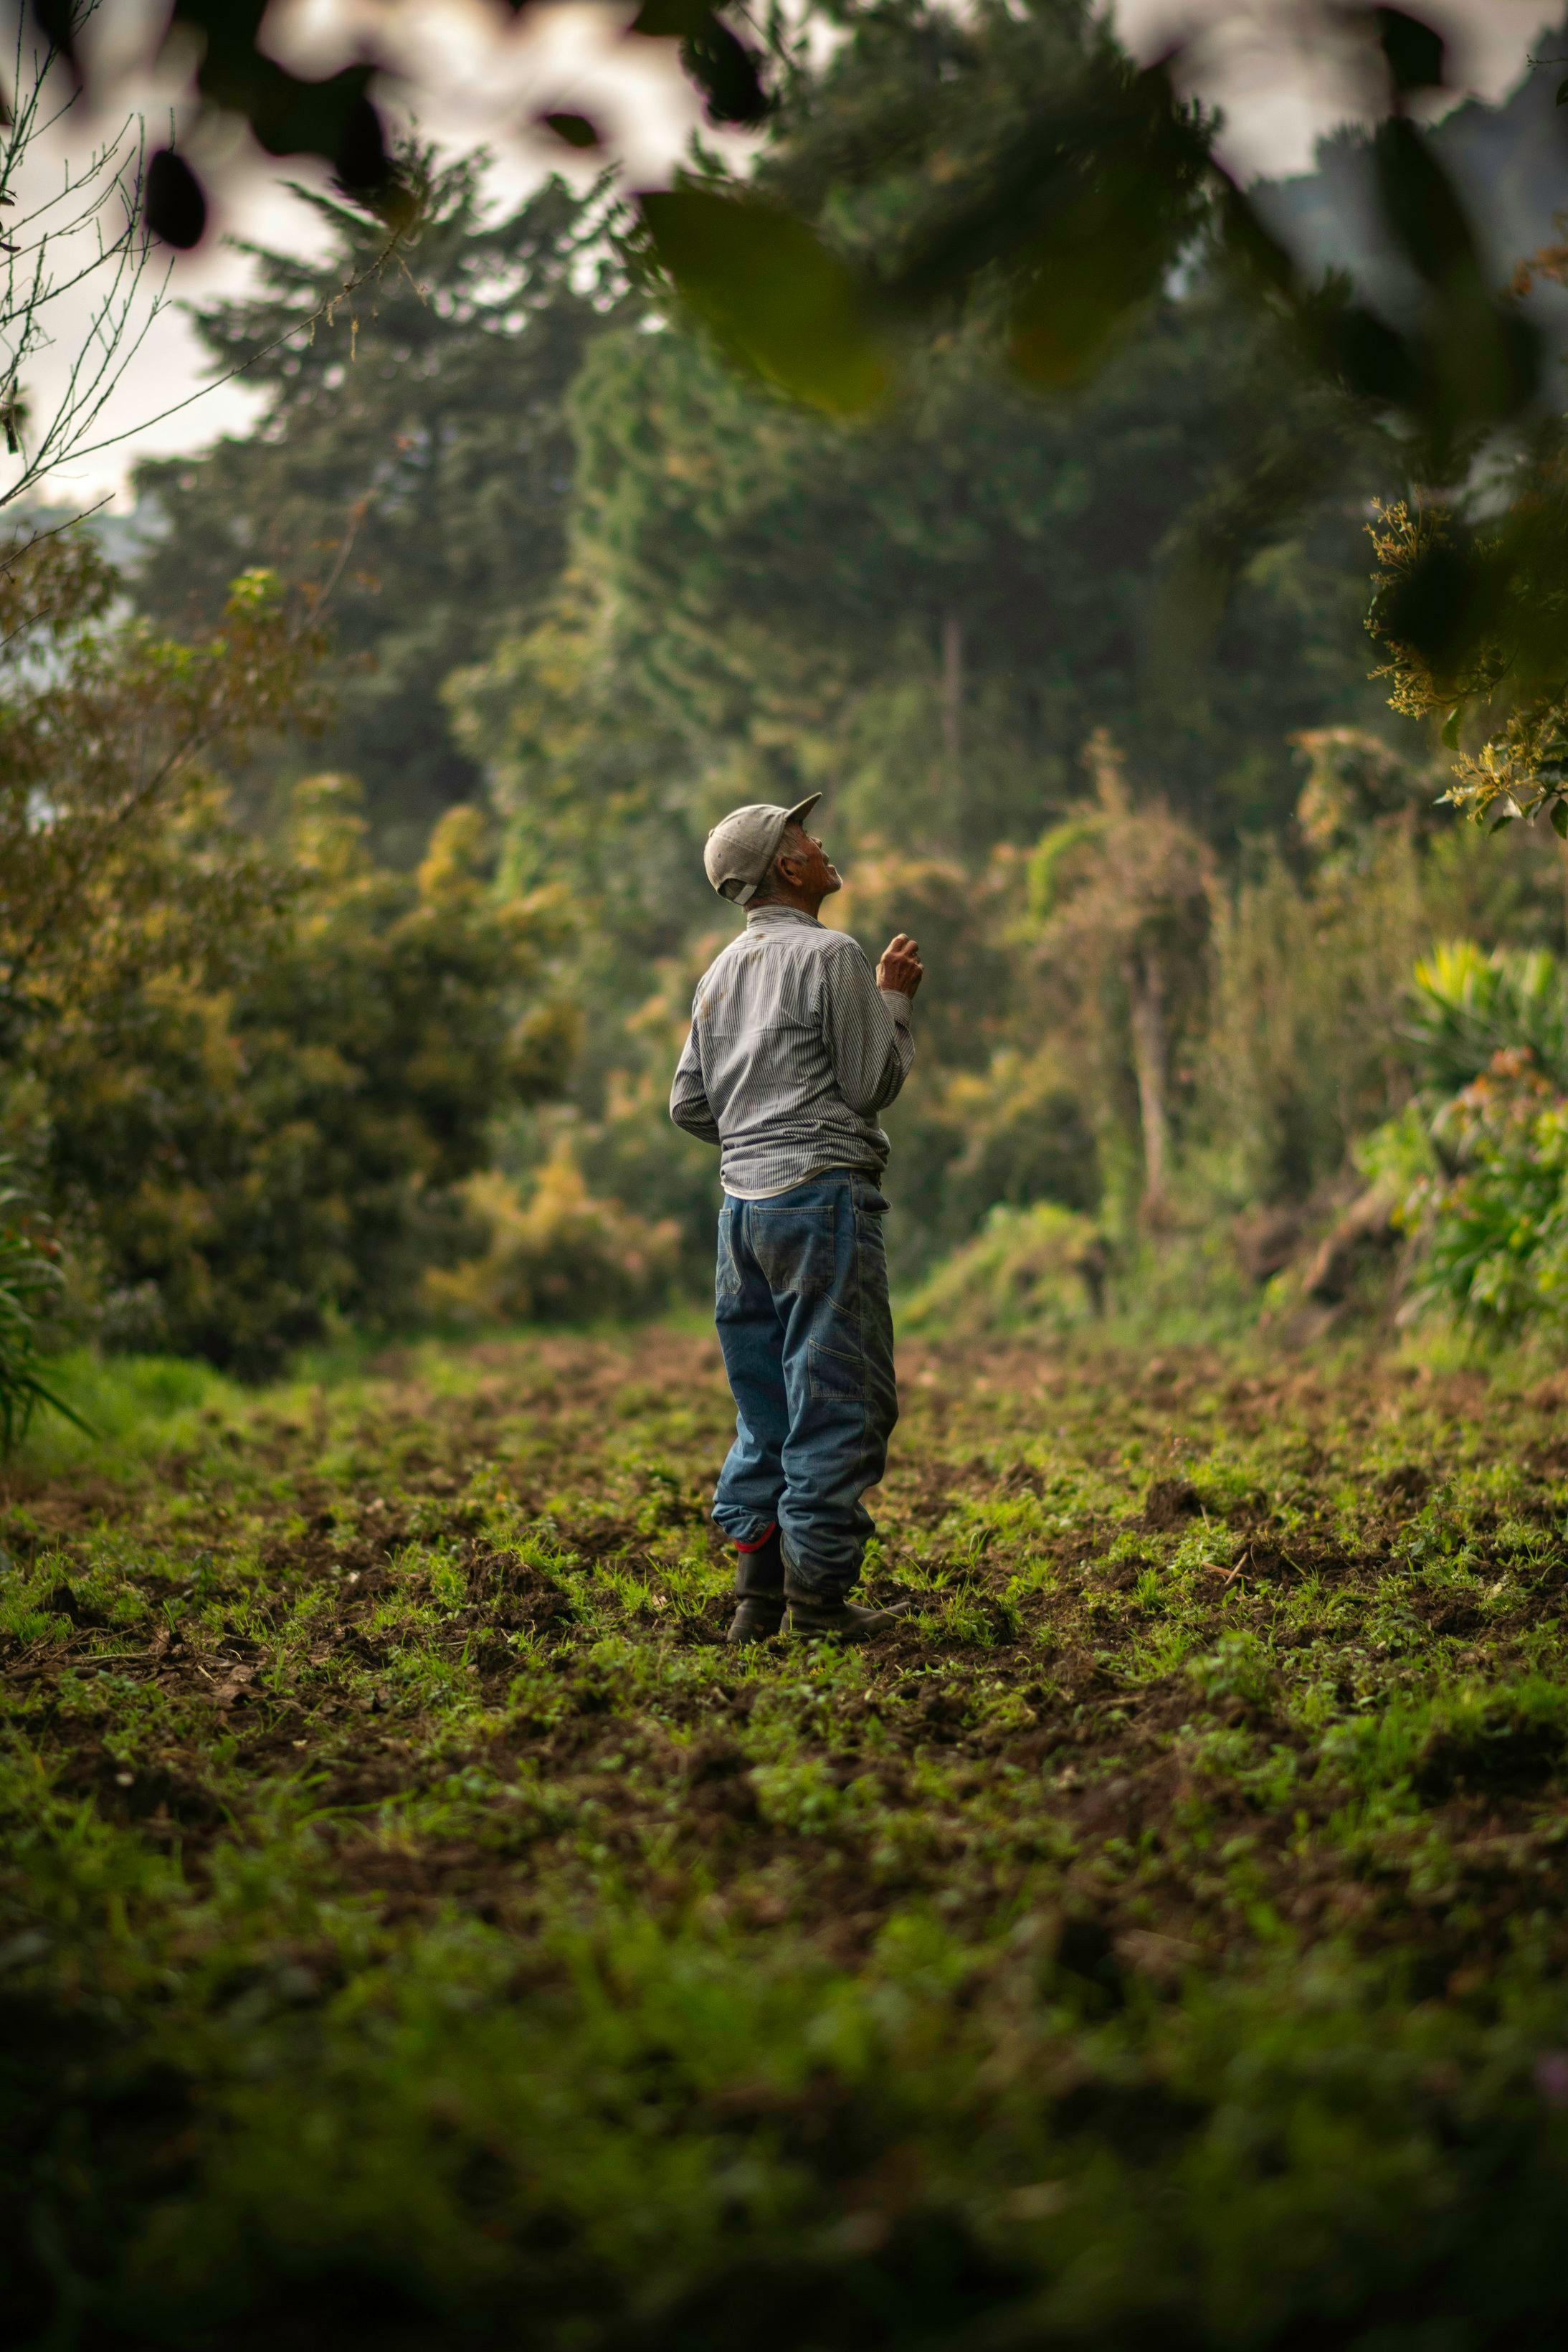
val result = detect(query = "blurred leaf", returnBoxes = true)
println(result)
[680,17,772,128]
[628,0,713,34]
[1425,295,1541,439]
[145,148,207,250]
[541,113,601,151]
[1217,182,1301,301]
[1441,707,1462,750]
[28,0,78,70]
[1557,75,1568,106]
[166,4,391,195]
[639,188,889,414]
[1372,8,1446,94]
[1007,158,1179,387]
[1368,527,1501,696]
[1552,800,1568,838]
[1372,118,1478,288]
[1318,298,1420,406]
[883,59,1206,320]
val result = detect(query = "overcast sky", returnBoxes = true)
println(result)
[9,0,1563,510]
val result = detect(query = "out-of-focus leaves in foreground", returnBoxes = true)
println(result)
[638,188,890,414]
[143,148,206,250]
[630,0,774,126]
[1369,483,1568,834]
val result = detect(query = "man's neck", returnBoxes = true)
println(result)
[750,889,824,920]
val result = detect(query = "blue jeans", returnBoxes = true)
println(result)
[711,1170,898,1598]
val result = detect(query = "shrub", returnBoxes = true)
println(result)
[426,1142,680,1326]
[1406,939,1568,1096]
[0,1170,82,1447]
[1389,1051,1568,1334]
[34,782,572,1375]
[1360,944,1568,1337]
[900,1202,1102,1339]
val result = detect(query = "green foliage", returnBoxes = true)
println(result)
[426,1143,681,1326]
[0,1169,83,1448]
[565,280,1386,855]
[637,187,891,414]
[133,156,619,859]
[1397,1054,1568,1334]
[0,530,325,1038]
[1366,470,1568,829]
[899,1200,1101,1337]
[1406,939,1568,1096]
[1367,947,1568,1336]
[1195,828,1425,1208]
[31,781,567,1374]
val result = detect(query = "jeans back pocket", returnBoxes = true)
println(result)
[750,1203,838,1303]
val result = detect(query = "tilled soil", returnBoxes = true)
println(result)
[6,1327,1568,1978]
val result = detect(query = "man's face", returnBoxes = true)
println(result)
[780,825,842,898]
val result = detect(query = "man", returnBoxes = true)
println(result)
[670,792,924,1644]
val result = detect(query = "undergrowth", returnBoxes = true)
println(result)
[7,1325,1568,2346]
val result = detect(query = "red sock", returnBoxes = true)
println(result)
[736,1522,778,1552]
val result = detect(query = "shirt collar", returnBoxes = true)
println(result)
[745,904,821,929]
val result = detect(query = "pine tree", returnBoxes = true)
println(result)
[133,155,622,860]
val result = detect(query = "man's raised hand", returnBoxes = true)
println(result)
[876,932,923,999]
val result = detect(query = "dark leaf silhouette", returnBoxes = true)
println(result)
[680,16,772,127]
[1319,300,1420,407]
[1368,528,1500,698]
[1372,7,1446,94]
[144,148,207,250]
[28,0,79,69]
[541,112,601,151]
[628,0,713,34]
[1372,118,1478,288]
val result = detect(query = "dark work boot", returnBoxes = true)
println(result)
[784,1580,910,1644]
[727,1530,785,1644]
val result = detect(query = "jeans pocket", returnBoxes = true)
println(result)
[751,1205,837,1301]
[808,1335,863,1403]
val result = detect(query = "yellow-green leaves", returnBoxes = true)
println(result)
[639,189,890,416]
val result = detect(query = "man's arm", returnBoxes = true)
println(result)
[670,1015,721,1145]
[820,936,916,1117]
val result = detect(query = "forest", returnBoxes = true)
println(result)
[10,0,1568,2342]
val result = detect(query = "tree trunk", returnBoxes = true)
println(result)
[1126,944,1169,1210]
[940,610,963,788]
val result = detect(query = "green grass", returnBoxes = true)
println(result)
[8,1322,1568,2347]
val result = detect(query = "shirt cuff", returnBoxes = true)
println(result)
[879,987,913,1023]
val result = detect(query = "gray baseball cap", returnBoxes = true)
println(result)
[703,792,822,906]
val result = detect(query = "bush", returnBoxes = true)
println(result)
[34,782,572,1375]
[0,1170,80,1447]
[1359,944,1568,1337]
[1406,939,1568,1096]
[1387,1051,1568,1335]
[900,1202,1102,1339]
[426,1142,680,1326]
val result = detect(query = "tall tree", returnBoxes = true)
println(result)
[566,278,1390,860]
[134,156,620,860]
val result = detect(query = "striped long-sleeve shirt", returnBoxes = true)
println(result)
[669,906,916,1199]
